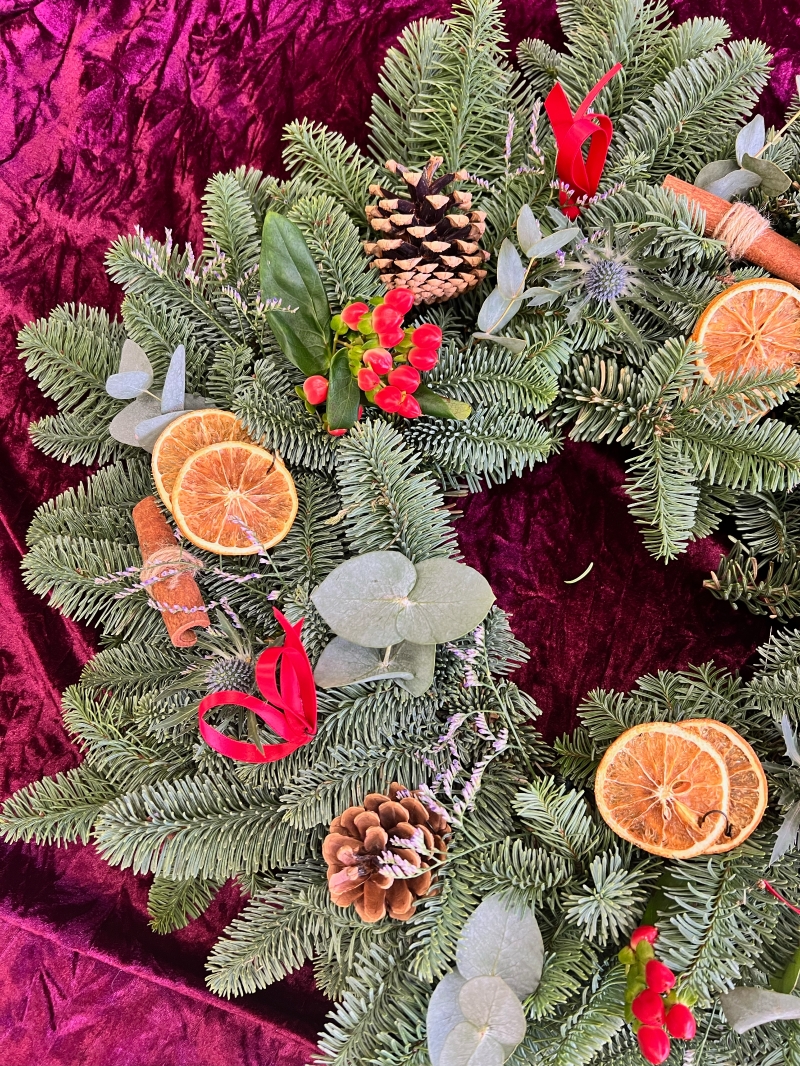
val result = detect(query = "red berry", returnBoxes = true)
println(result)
[341,302,369,329]
[374,385,403,413]
[645,960,675,994]
[630,926,659,949]
[412,323,443,348]
[388,366,420,393]
[327,427,347,437]
[637,1026,670,1065]
[303,375,329,405]
[665,1003,696,1041]
[364,348,393,374]
[408,346,439,371]
[397,394,422,418]
[383,288,415,314]
[357,368,381,392]
[372,304,403,333]
[378,326,406,348]
[631,990,665,1027]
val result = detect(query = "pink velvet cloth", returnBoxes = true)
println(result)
[0,1,796,1062]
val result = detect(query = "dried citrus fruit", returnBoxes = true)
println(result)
[692,277,800,385]
[152,409,252,510]
[680,719,768,854]
[594,722,730,859]
[171,441,298,555]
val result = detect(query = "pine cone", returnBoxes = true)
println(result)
[323,782,449,923]
[364,157,490,306]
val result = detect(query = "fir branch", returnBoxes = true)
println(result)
[148,875,223,934]
[0,765,117,846]
[80,643,194,698]
[28,412,127,468]
[282,120,379,225]
[425,341,558,413]
[562,848,656,946]
[289,193,384,309]
[201,169,264,282]
[514,776,605,861]
[336,420,458,562]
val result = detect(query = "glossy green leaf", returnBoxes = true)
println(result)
[456,894,544,998]
[327,349,361,430]
[260,212,330,376]
[415,383,472,421]
[395,557,495,645]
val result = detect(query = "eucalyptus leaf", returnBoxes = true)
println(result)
[313,638,415,688]
[395,641,436,696]
[311,551,416,647]
[736,114,766,165]
[522,287,558,307]
[770,798,800,866]
[458,976,527,1047]
[160,344,186,413]
[395,557,495,645]
[695,158,738,191]
[109,395,162,447]
[456,894,544,998]
[428,971,467,1066]
[496,239,526,300]
[516,205,542,257]
[135,393,208,451]
[416,383,472,421]
[741,153,792,196]
[525,228,580,259]
[705,168,762,201]
[260,212,330,376]
[720,987,800,1033]
[471,333,528,354]
[440,1023,504,1066]
[327,349,361,430]
[106,338,154,399]
[782,714,800,766]
[477,288,523,333]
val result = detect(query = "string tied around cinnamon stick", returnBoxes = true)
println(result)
[132,496,210,647]
[712,202,771,262]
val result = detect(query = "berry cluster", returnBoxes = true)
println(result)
[620,926,697,1064]
[301,288,443,434]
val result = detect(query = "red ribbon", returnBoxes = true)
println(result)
[198,609,317,763]
[545,63,622,218]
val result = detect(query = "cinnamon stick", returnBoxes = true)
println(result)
[663,175,800,288]
[132,496,209,647]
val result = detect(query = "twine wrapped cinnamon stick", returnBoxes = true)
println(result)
[132,496,209,647]
[663,175,800,288]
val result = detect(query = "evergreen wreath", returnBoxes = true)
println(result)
[7,0,800,1063]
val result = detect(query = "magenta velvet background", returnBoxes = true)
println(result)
[1,2,798,1063]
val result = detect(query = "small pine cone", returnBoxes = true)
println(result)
[364,156,490,307]
[323,782,449,923]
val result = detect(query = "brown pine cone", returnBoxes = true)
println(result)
[364,156,490,306]
[323,782,449,923]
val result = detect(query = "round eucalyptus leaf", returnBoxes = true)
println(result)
[496,239,526,300]
[439,1023,504,1066]
[396,558,495,645]
[705,167,761,201]
[395,641,436,696]
[736,114,766,165]
[314,638,414,689]
[740,153,792,196]
[516,205,542,258]
[458,976,526,1047]
[694,158,737,191]
[135,409,188,451]
[456,894,544,998]
[427,971,466,1066]
[108,395,162,447]
[311,551,416,647]
[106,370,153,400]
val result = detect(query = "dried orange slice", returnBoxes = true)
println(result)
[680,719,768,854]
[152,409,252,510]
[692,277,800,385]
[594,722,730,859]
[171,441,298,555]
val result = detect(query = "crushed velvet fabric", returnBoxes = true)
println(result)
[0,1,796,1062]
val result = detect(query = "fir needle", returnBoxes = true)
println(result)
[564,561,594,584]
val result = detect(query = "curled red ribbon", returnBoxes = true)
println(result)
[198,608,317,763]
[545,63,622,218]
